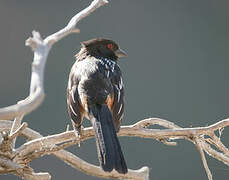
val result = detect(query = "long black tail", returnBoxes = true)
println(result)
[88,104,127,174]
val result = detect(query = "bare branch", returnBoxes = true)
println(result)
[201,140,229,166]
[2,117,229,180]
[44,0,108,45]
[54,150,149,180]
[210,132,229,157]
[23,172,51,180]
[0,90,44,120]
[16,118,229,179]
[121,118,229,139]
[195,139,213,180]
[0,120,149,180]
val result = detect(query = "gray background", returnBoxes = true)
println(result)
[1,0,229,179]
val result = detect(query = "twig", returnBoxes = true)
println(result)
[210,132,229,157]
[202,140,229,166]
[9,115,25,148]
[9,122,27,141]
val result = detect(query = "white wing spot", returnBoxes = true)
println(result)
[71,90,76,103]
[119,78,123,89]
[118,104,123,115]
[70,104,78,116]
[117,89,121,102]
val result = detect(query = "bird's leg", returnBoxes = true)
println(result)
[71,120,83,147]
[75,125,84,147]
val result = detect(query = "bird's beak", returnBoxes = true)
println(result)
[115,48,127,58]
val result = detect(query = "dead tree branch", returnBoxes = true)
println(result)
[1,118,229,179]
[0,120,149,180]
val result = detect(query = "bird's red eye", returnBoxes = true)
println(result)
[107,43,114,50]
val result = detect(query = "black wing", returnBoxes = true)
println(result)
[111,65,124,132]
[67,68,83,133]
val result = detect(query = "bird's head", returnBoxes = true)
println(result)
[80,38,127,61]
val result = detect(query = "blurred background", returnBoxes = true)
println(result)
[1,0,229,179]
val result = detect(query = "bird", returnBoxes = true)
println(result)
[66,38,128,174]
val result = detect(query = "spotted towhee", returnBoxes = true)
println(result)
[67,38,127,173]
